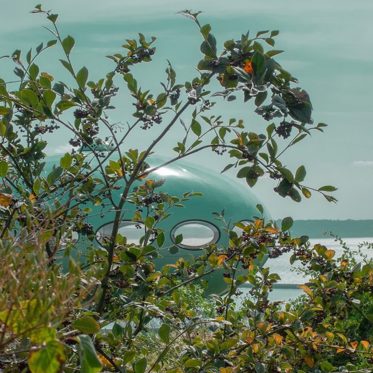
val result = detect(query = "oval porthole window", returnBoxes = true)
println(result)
[96,221,146,245]
[171,220,219,250]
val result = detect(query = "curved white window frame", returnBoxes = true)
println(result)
[96,221,146,246]
[170,220,220,250]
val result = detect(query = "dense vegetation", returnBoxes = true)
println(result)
[0,5,372,372]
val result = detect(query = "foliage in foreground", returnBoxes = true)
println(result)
[1,4,371,373]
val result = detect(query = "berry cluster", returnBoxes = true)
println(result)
[169,88,180,105]
[35,122,59,134]
[255,104,283,121]
[140,113,162,130]
[275,121,293,139]
[115,48,155,74]
[140,193,163,207]
[213,146,227,155]
[82,121,99,137]
[73,108,90,119]
[187,89,199,105]
[79,223,94,236]
[69,137,81,148]
[268,245,292,259]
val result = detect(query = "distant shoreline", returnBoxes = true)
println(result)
[280,220,373,238]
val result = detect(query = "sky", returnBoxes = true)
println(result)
[1,0,373,220]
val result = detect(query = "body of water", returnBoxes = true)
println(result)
[241,237,373,301]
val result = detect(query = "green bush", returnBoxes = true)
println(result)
[2,5,371,373]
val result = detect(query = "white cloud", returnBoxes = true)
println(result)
[353,161,373,167]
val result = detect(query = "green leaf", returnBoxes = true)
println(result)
[200,34,217,58]
[252,51,265,76]
[43,90,56,109]
[47,166,63,185]
[266,49,283,57]
[0,160,8,177]
[28,341,65,373]
[156,93,167,108]
[191,119,201,136]
[289,188,302,202]
[134,358,147,373]
[175,234,183,245]
[221,163,234,173]
[318,185,337,192]
[237,167,250,178]
[36,42,43,54]
[255,91,267,107]
[265,38,275,47]
[256,30,269,37]
[156,232,165,247]
[246,174,258,187]
[59,59,74,75]
[291,133,307,145]
[169,246,179,254]
[184,359,201,368]
[29,63,39,80]
[78,335,102,373]
[77,67,89,89]
[72,316,100,334]
[256,203,264,214]
[295,165,306,183]
[0,107,10,115]
[47,39,57,48]
[158,323,171,343]
[56,100,76,112]
[144,216,155,229]
[279,168,293,182]
[17,89,39,108]
[281,216,293,231]
[200,24,211,38]
[62,35,75,56]
[47,14,58,23]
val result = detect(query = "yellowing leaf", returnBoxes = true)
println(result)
[245,331,255,345]
[350,341,358,350]
[299,284,313,297]
[265,226,278,234]
[304,355,314,368]
[98,353,113,368]
[0,193,12,208]
[254,219,263,229]
[336,348,345,353]
[217,255,228,266]
[220,368,234,373]
[361,340,370,350]
[115,168,124,177]
[40,72,54,81]
[319,275,327,282]
[325,249,335,260]
[248,261,255,272]
[340,259,349,269]
[273,333,283,345]
[252,343,260,353]
[256,322,266,331]
[29,193,37,204]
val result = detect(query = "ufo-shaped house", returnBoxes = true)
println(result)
[49,154,267,294]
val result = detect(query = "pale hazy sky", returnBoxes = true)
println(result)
[1,0,373,220]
